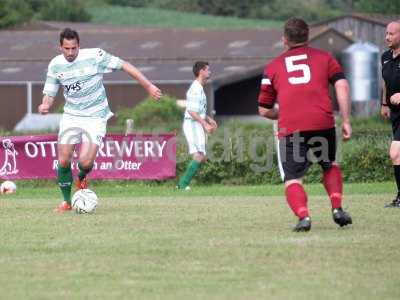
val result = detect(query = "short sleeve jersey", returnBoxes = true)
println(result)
[43,48,123,119]
[185,80,207,119]
[381,49,400,112]
[258,46,345,137]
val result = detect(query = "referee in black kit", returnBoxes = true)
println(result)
[381,20,400,207]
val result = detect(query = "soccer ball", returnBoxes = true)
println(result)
[71,189,98,214]
[0,180,17,194]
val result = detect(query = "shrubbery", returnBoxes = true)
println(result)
[116,98,393,185]
[104,0,343,22]
[115,95,183,132]
[39,0,91,22]
[0,0,91,29]
[179,121,392,185]
[0,0,33,28]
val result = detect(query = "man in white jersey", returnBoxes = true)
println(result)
[177,61,217,190]
[38,28,162,212]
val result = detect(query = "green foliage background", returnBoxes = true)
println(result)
[105,0,400,22]
[0,0,32,28]
[1,0,398,29]
[116,96,183,132]
[0,0,90,28]
[115,98,393,185]
[38,0,90,22]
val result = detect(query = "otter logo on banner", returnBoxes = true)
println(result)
[0,139,19,176]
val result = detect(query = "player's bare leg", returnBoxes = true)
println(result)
[386,141,400,207]
[76,142,99,190]
[55,144,74,212]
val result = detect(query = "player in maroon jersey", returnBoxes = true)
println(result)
[258,18,352,232]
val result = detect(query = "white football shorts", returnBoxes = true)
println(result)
[183,119,207,155]
[58,114,107,146]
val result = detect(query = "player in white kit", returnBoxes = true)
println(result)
[38,28,162,212]
[177,61,217,190]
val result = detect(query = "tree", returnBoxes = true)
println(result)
[107,0,147,7]
[0,0,33,29]
[39,0,91,22]
[354,0,400,14]
[256,0,341,22]
[198,0,260,17]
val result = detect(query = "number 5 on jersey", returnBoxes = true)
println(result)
[285,54,311,84]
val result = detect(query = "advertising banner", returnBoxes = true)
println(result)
[0,134,176,180]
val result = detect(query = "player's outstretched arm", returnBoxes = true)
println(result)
[38,95,55,115]
[334,79,352,141]
[121,61,162,100]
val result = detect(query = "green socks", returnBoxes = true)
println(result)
[78,163,93,181]
[57,165,73,204]
[178,160,202,189]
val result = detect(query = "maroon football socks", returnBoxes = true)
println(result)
[285,183,309,219]
[323,164,343,209]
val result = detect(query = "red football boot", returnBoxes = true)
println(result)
[75,177,88,191]
[54,201,72,213]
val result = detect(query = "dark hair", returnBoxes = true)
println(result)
[193,61,209,77]
[284,18,309,45]
[59,28,80,45]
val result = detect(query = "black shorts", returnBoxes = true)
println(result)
[390,112,400,141]
[278,128,337,181]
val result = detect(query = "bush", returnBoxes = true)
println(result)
[153,0,199,12]
[355,0,400,14]
[198,0,262,18]
[176,117,393,185]
[177,120,281,185]
[340,135,391,182]
[115,104,393,185]
[0,0,92,28]
[0,0,33,29]
[39,0,91,22]
[107,0,147,7]
[115,95,183,132]
[256,0,341,22]
[102,0,342,22]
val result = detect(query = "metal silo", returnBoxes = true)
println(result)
[341,42,379,117]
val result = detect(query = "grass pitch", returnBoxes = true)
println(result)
[0,182,399,299]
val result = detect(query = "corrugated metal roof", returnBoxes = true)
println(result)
[0,21,352,82]
[0,60,268,82]
[0,28,284,61]
[309,25,354,43]
[0,21,284,82]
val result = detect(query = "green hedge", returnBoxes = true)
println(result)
[115,95,183,132]
[0,0,32,28]
[176,121,392,185]
[115,99,393,185]
[0,0,91,29]
[38,0,91,22]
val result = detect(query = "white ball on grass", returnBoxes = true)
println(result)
[71,189,98,214]
[0,180,17,194]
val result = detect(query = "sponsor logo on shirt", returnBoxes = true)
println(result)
[64,81,82,93]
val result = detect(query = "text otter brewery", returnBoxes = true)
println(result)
[0,134,176,180]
